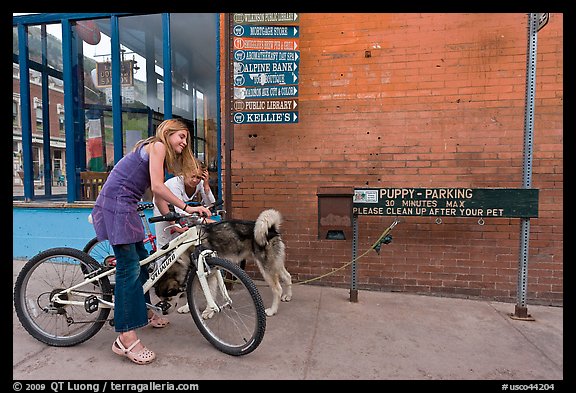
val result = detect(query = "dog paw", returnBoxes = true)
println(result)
[281,294,292,302]
[202,308,215,319]
[265,308,277,317]
[177,304,190,314]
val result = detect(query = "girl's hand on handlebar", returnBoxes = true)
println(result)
[189,205,212,218]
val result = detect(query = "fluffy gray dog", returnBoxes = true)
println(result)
[154,209,292,316]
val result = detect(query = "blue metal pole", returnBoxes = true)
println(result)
[41,25,53,195]
[111,16,123,163]
[61,20,78,202]
[162,13,172,119]
[17,24,34,201]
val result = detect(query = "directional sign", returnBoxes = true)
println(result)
[233,99,298,112]
[233,13,299,25]
[234,50,300,63]
[231,12,300,124]
[234,71,298,87]
[234,85,298,99]
[234,61,298,74]
[233,24,299,38]
[234,37,298,51]
[233,111,298,124]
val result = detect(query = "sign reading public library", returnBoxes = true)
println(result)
[353,188,539,218]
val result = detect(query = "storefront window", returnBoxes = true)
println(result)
[169,13,218,170]
[14,13,220,202]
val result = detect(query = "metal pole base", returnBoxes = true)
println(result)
[349,289,358,303]
[509,305,535,321]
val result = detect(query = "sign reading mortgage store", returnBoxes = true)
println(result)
[232,13,300,124]
[353,188,539,218]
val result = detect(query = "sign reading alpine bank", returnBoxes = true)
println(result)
[232,12,300,124]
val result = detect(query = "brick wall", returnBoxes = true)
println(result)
[220,13,563,305]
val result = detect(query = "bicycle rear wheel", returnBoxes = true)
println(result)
[186,256,266,356]
[13,247,113,347]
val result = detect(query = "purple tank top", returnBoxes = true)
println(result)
[91,145,151,245]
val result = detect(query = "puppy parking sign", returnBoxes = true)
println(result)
[353,187,538,217]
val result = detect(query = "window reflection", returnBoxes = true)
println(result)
[170,13,218,185]
[14,13,219,201]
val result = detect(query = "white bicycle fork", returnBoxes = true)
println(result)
[196,249,232,315]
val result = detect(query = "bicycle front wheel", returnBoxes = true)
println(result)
[186,256,266,356]
[13,247,113,347]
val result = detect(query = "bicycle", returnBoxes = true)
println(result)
[13,208,267,356]
[83,200,225,286]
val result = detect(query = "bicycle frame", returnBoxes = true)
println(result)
[140,209,157,253]
[51,221,217,313]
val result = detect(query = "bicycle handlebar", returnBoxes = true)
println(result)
[148,199,224,224]
[148,211,182,223]
[186,199,224,210]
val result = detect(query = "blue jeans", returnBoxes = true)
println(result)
[111,241,151,332]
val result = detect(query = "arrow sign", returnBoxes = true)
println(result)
[233,111,298,124]
[234,37,298,51]
[234,71,298,87]
[234,50,299,63]
[233,13,299,25]
[234,85,298,99]
[234,61,298,74]
[233,99,298,112]
[233,25,299,38]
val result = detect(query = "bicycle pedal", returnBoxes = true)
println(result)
[155,300,172,315]
[84,295,99,313]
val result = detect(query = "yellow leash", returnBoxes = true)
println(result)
[293,217,400,285]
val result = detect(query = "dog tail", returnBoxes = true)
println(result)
[254,209,282,247]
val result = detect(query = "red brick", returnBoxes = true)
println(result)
[219,13,563,305]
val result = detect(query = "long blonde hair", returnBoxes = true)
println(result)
[134,119,201,177]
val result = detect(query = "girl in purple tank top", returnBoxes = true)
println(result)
[91,119,211,365]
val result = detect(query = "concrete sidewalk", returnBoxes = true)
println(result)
[13,259,563,381]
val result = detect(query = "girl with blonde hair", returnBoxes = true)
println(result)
[90,118,211,365]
